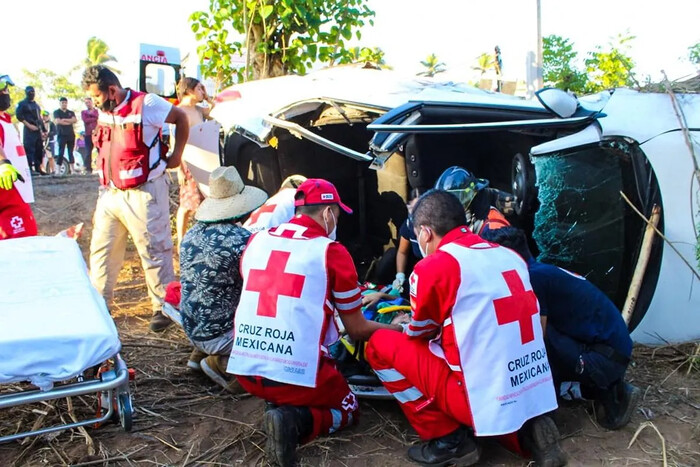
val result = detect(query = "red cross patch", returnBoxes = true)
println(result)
[246,250,306,317]
[493,270,538,344]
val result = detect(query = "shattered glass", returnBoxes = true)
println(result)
[532,144,628,300]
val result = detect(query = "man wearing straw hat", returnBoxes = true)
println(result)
[228,178,405,467]
[179,166,267,390]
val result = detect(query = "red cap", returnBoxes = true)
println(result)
[294,178,353,214]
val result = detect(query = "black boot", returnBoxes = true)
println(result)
[149,310,172,332]
[263,405,312,467]
[596,381,641,430]
[407,425,480,466]
[519,415,567,467]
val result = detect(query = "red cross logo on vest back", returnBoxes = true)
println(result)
[248,202,277,225]
[493,269,538,344]
[246,250,306,317]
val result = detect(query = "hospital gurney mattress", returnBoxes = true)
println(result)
[0,237,121,390]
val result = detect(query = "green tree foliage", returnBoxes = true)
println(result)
[417,53,446,77]
[542,35,589,93]
[6,85,26,120]
[689,42,700,67]
[190,0,376,87]
[22,69,83,103]
[542,33,638,94]
[584,33,637,93]
[472,52,494,76]
[84,37,120,73]
[347,46,388,68]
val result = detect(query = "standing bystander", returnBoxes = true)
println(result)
[40,111,56,175]
[174,77,214,250]
[81,97,98,174]
[53,97,77,174]
[82,65,189,332]
[15,86,45,175]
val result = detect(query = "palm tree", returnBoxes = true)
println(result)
[417,53,446,77]
[472,52,495,75]
[84,37,120,73]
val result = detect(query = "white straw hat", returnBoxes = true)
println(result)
[195,167,268,222]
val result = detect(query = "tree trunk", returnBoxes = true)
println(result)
[249,24,286,80]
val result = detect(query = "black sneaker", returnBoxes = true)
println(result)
[264,406,312,467]
[407,426,480,466]
[596,381,641,430]
[149,311,172,332]
[519,415,567,467]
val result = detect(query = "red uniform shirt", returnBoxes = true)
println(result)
[408,226,482,370]
[284,214,362,318]
[0,112,9,145]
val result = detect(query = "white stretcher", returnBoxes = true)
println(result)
[0,237,133,443]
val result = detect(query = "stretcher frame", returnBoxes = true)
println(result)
[0,354,133,443]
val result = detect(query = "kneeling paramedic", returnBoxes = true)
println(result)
[82,65,189,332]
[482,227,639,430]
[227,179,404,467]
[0,74,37,240]
[366,190,567,467]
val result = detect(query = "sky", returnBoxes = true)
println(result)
[2,0,698,103]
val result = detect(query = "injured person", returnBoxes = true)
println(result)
[481,226,640,430]
[366,189,567,467]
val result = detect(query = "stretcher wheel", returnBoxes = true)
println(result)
[117,393,133,431]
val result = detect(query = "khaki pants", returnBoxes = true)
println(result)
[89,175,174,312]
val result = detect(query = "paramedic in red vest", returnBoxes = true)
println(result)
[81,65,189,332]
[228,178,405,467]
[0,75,37,240]
[434,166,513,236]
[481,226,639,431]
[243,174,307,233]
[365,190,566,467]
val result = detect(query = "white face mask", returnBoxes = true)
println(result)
[418,226,428,258]
[324,208,337,240]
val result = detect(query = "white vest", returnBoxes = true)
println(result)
[0,118,34,203]
[438,241,557,436]
[243,188,296,233]
[227,222,333,387]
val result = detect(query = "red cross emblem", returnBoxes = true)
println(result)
[246,250,306,317]
[247,202,277,225]
[493,270,538,344]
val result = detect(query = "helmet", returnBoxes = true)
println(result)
[0,75,14,92]
[434,166,489,211]
[280,174,307,190]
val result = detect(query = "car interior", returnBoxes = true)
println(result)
[223,101,663,332]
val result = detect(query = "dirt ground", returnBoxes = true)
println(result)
[1,174,699,466]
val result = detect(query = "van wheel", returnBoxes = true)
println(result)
[511,153,537,216]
